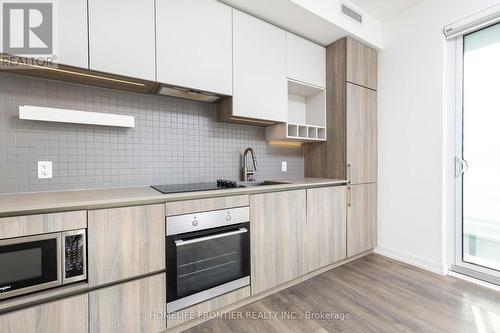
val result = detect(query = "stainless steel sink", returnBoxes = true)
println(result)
[239,180,290,187]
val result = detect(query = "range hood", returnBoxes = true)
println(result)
[156,85,222,103]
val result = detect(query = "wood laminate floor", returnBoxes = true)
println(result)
[184,254,500,333]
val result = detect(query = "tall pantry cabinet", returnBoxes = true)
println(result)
[304,37,378,257]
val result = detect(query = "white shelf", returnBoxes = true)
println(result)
[19,105,135,128]
[265,79,326,142]
[266,123,326,142]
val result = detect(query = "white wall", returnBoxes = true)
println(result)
[377,0,500,274]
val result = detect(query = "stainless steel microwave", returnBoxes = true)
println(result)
[0,229,87,300]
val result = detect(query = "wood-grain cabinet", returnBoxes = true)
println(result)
[300,186,347,274]
[0,294,88,333]
[304,37,378,184]
[347,183,377,257]
[0,210,86,240]
[89,273,166,333]
[156,0,232,95]
[87,204,165,287]
[346,37,378,91]
[250,190,305,295]
[218,9,287,124]
[88,0,156,80]
[347,83,377,184]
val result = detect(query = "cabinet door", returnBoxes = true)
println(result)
[156,0,232,95]
[346,37,378,90]
[88,204,165,287]
[347,183,377,257]
[57,0,88,68]
[89,273,166,333]
[286,33,326,88]
[301,186,346,274]
[0,0,88,68]
[346,83,378,184]
[0,294,88,333]
[250,190,305,295]
[88,0,155,80]
[232,9,287,122]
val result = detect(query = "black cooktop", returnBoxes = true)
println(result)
[152,180,239,194]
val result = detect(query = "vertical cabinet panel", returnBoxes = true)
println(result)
[346,37,378,90]
[88,0,156,80]
[301,186,347,274]
[0,294,88,333]
[347,183,377,257]
[286,33,326,88]
[156,0,232,95]
[346,83,378,184]
[56,0,88,68]
[89,273,166,333]
[232,9,287,122]
[88,204,165,287]
[250,190,305,295]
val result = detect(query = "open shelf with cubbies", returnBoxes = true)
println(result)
[266,79,326,142]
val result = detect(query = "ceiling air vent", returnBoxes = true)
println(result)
[341,3,363,24]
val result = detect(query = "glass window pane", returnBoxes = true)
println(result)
[463,22,500,271]
[0,248,42,284]
[176,233,244,298]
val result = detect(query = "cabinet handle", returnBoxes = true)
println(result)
[347,187,352,207]
[175,228,247,246]
[347,164,352,184]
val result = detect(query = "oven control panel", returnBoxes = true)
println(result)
[166,206,250,236]
[63,230,87,283]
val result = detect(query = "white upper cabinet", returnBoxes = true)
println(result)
[0,0,88,69]
[286,33,326,88]
[232,9,287,122]
[88,0,156,80]
[156,0,232,95]
[56,0,88,68]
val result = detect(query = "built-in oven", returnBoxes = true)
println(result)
[0,229,87,300]
[166,207,250,313]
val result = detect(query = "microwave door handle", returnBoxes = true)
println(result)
[175,228,248,247]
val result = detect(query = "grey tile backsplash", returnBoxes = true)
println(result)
[0,73,304,193]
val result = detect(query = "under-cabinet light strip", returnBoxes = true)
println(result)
[1,58,147,87]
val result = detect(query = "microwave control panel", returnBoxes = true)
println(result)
[64,233,85,280]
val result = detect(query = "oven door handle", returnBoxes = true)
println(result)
[174,228,248,247]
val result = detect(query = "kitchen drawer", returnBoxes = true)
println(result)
[0,211,87,240]
[0,294,88,333]
[89,273,166,333]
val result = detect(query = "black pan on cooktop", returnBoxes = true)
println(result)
[152,180,240,194]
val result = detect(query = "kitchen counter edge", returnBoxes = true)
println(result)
[0,178,348,217]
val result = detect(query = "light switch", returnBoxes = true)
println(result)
[38,161,53,179]
[281,161,287,172]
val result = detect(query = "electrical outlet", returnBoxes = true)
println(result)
[281,161,287,172]
[38,161,53,179]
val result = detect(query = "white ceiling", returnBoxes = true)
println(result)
[349,0,422,21]
[220,0,349,46]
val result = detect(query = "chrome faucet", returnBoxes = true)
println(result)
[242,147,258,182]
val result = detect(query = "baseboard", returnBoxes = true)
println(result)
[374,246,446,275]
